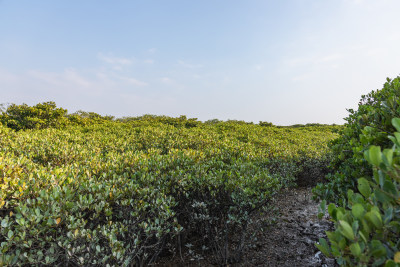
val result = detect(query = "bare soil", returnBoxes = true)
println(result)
[156,187,337,267]
[238,187,337,267]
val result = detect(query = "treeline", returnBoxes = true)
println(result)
[0,102,114,131]
[0,102,339,131]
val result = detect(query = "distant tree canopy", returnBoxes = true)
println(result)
[0,101,67,131]
[259,121,274,127]
[69,110,114,121]
[0,101,342,131]
[118,114,200,128]
[0,102,117,130]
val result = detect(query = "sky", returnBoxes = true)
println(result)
[1,0,400,125]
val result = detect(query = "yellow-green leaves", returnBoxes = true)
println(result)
[338,220,355,241]
[351,203,365,219]
[0,115,339,266]
[365,145,382,166]
[349,242,362,257]
[382,149,393,166]
[394,252,400,263]
[365,210,383,229]
[391,118,400,132]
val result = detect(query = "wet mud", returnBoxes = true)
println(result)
[238,187,337,267]
[156,187,337,267]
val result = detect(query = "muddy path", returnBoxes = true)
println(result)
[156,187,337,267]
[237,187,337,267]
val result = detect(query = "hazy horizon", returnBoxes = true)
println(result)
[1,0,400,125]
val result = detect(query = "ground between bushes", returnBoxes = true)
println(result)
[155,187,337,267]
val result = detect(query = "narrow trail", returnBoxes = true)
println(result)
[158,187,337,266]
[237,187,337,266]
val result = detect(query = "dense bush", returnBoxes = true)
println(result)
[0,102,117,130]
[314,76,400,204]
[118,114,200,128]
[0,117,336,265]
[259,121,274,127]
[317,118,400,266]
[0,102,67,131]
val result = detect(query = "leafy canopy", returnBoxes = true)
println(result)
[314,76,400,204]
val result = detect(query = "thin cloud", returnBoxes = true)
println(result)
[28,69,92,88]
[98,53,133,66]
[115,75,148,86]
[177,60,203,69]
[161,77,173,84]
[63,69,92,87]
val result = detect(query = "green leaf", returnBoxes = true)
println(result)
[382,149,393,166]
[392,118,400,132]
[388,136,400,147]
[359,230,367,243]
[361,218,371,236]
[1,219,7,228]
[318,200,326,219]
[394,132,400,145]
[375,189,391,203]
[347,189,354,199]
[350,242,362,257]
[338,220,355,241]
[338,237,347,249]
[328,203,337,220]
[358,178,371,198]
[367,145,382,166]
[315,238,331,257]
[383,180,397,196]
[7,230,13,239]
[383,207,393,223]
[371,240,387,257]
[352,220,359,233]
[365,211,382,229]
[351,204,365,219]
[384,260,396,267]
[378,170,386,187]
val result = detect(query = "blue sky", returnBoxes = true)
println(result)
[1,0,400,125]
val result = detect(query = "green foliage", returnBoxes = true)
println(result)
[70,110,114,121]
[317,118,400,266]
[314,76,400,204]
[0,116,336,265]
[259,121,274,127]
[0,101,119,130]
[0,102,67,131]
[204,118,222,124]
[66,110,115,127]
[118,114,200,128]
